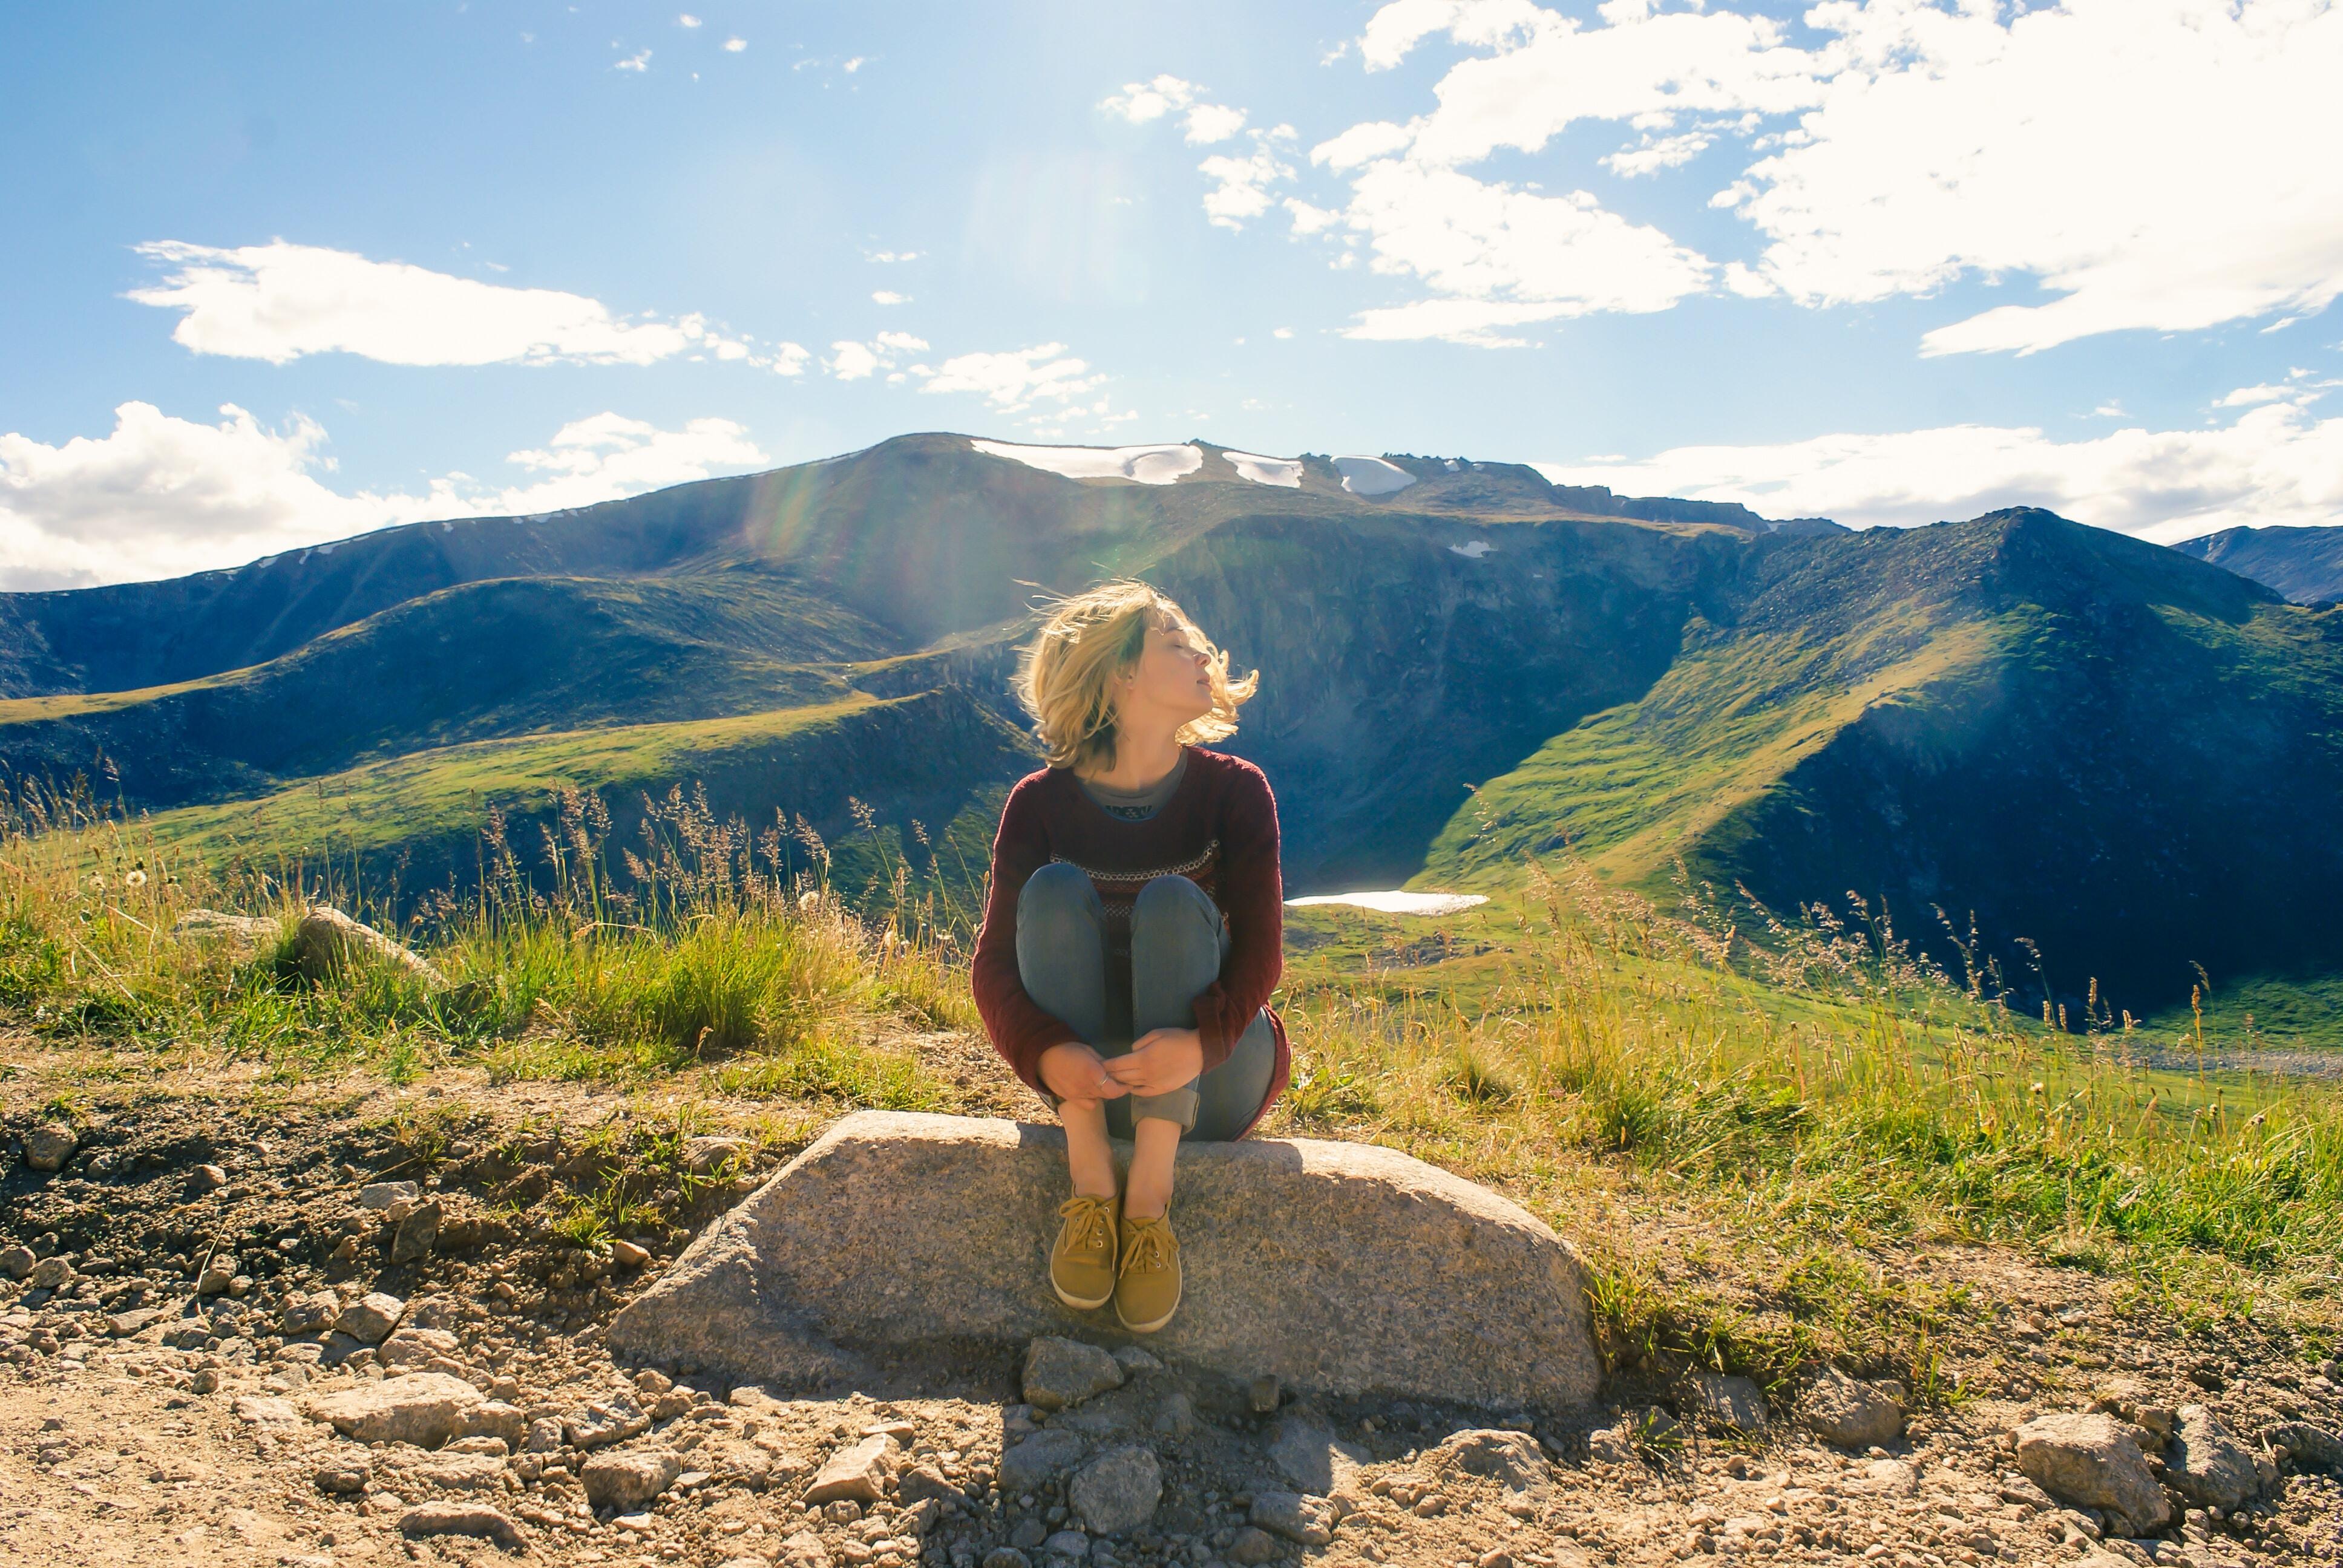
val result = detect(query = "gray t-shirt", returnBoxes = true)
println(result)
[1076,747,1188,821]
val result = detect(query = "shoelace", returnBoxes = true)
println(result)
[1119,1217,1172,1276]
[1058,1195,1115,1256]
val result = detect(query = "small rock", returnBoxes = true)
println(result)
[1248,1375,1281,1414]
[379,1327,460,1371]
[1000,1429,1089,1495]
[280,1292,338,1335]
[1023,1338,1124,1412]
[171,907,283,957]
[390,1200,442,1265]
[1804,1367,1906,1449]
[804,1433,900,1505]
[1009,1520,1049,1550]
[188,1164,228,1194]
[1427,1428,1550,1494]
[582,1448,684,1512]
[358,1180,420,1210]
[2014,1413,2171,1536]
[457,1402,528,1447]
[782,1530,836,1568]
[1229,1526,1282,1564]
[397,1503,523,1550]
[1249,1492,1334,1546]
[1041,1530,1090,1560]
[336,1292,406,1344]
[684,1135,749,1172]
[295,905,447,988]
[191,1368,223,1394]
[2267,1420,2343,1472]
[0,1244,33,1279]
[897,1463,962,1507]
[565,1390,652,1451]
[25,1256,74,1292]
[314,1461,370,1494]
[612,1239,650,1269]
[1070,1445,1161,1535]
[301,1372,485,1448]
[1152,1391,1196,1438]
[2164,1405,2261,1511]
[983,1551,1031,1568]
[22,1125,77,1172]
[195,1254,237,1295]
[1112,1346,1162,1376]
[1689,1373,1769,1432]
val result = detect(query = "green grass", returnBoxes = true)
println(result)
[7,778,2341,1397]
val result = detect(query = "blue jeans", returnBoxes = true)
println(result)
[1016,862,1277,1142]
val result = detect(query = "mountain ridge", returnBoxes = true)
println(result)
[7,433,2338,1021]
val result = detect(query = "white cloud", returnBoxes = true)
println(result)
[1533,391,2343,544]
[0,403,766,589]
[722,36,745,52]
[843,56,865,73]
[869,250,921,263]
[1184,103,1247,145]
[1334,159,1712,341]
[824,332,928,381]
[678,13,701,27]
[871,290,909,305]
[911,344,1105,412]
[1601,130,1713,178]
[1200,130,1296,230]
[126,240,746,368]
[615,48,651,71]
[1101,74,1201,124]
[772,342,811,376]
[1323,0,2343,355]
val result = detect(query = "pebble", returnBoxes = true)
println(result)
[335,1292,406,1344]
[397,1503,524,1550]
[1071,1445,1162,1535]
[984,1552,1033,1568]
[1023,1337,1125,1412]
[612,1239,651,1269]
[22,1124,77,1172]
[187,1164,228,1193]
[357,1180,420,1210]
[1229,1526,1282,1564]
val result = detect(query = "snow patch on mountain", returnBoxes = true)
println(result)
[1222,449,1303,488]
[1334,456,1418,496]
[969,439,1202,485]
[1286,890,1489,916]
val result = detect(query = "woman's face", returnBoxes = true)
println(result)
[1115,615,1214,725]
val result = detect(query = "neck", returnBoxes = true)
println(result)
[1084,725,1184,790]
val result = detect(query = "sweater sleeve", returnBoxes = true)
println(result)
[970,778,1085,1096]
[1190,763,1284,1073]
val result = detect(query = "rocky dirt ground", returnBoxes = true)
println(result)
[4,1036,2341,1568]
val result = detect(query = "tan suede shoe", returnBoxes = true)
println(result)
[1050,1191,1120,1311]
[1113,1209,1182,1333]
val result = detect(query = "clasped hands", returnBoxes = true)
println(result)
[1040,1028,1202,1103]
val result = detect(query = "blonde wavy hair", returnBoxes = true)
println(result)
[1013,579,1259,773]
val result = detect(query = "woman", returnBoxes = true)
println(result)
[970,579,1290,1334]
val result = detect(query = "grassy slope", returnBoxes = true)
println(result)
[138,687,1039,913]
[1418,512,2343,1020]
[0,573,909,808]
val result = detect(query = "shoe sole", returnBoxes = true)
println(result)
[1113,1281,1181,1334]
[1052,1278,1113,1312]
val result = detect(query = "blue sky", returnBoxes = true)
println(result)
[4,0,2340,587]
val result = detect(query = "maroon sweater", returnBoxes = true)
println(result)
[971,745,1292,1134]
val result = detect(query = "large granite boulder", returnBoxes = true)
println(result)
[609,1111,1598,1411]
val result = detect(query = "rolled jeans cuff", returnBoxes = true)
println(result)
[1041,1081,1200,1134]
